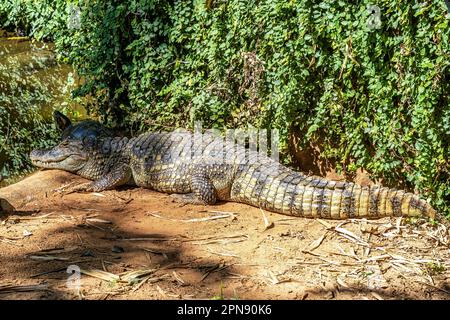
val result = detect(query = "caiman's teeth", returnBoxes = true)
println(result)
[35,160,52,165]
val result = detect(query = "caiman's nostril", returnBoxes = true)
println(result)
[30,149,40,160]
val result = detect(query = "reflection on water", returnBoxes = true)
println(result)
[0,30,86,184]
[0,31,85,119]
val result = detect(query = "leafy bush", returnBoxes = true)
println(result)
[0,38,79,181]
[0,47,55,178]
[0,2,80,181]
[0,0,449,216]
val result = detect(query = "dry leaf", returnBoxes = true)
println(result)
[305,233,327,252]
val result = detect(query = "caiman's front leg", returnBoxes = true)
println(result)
[57,164,132,195]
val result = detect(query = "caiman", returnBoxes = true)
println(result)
[30,111,437,220]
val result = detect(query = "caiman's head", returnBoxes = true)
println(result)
[30,111,112,173]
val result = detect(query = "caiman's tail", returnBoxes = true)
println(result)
[233,168,436,220]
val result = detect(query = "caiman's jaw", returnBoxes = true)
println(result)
[30,145,87,172]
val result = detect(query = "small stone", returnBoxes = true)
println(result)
[0,198,15,214]
[23,230,33,237]
[112,245,124,253]
[81,250,95,257]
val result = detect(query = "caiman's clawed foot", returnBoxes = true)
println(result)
[169,193,207,206]
[53,182,94,196]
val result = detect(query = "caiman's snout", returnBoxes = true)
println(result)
[30,145,86,172]
[30,148,69,165]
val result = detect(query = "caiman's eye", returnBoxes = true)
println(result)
[82,136,96,147]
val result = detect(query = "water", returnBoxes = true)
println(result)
[0,29,85,120]
[0,30,86,186]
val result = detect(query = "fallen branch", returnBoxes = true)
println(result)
[260,209,274,231]
[147,211,235,223]
[0,283,49,294]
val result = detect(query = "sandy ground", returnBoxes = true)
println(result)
[0,169,449,300]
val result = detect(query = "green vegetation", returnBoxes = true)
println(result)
[424,262,446,276]
[0,35,81,184]
[210,281,238,300]
[0,37,71,182]
[0,0,449,216]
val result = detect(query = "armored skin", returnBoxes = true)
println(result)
[30,111,437,220]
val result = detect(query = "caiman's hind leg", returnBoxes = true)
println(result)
[170,169,217,205]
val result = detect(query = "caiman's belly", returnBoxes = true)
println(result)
[131,163,192,194]
[129,159,235,200]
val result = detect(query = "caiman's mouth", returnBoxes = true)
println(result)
[30,150,68,163]
[30,149,86,169]
[31,158,68,167]
[31,155,69,165]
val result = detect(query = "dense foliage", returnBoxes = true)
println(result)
[0,0,449,216]
[0,36,78,181]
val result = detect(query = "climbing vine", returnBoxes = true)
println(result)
[0,0,449,215]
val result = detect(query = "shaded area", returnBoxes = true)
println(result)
[0,198,15,214]
[0,170,449,300]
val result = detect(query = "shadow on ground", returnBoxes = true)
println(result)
[1,170,449,300]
